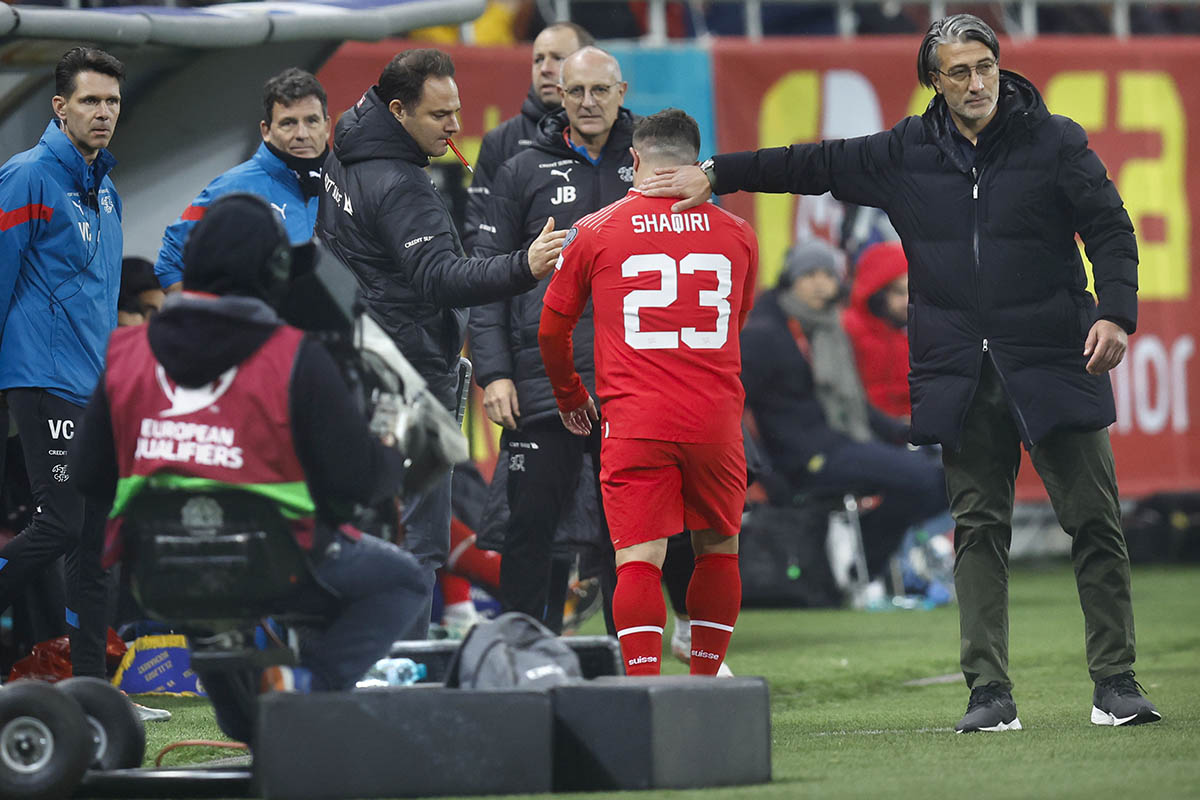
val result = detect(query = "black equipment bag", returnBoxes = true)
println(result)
[739,503,841,608]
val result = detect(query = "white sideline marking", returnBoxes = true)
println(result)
[902,673,962,687]
[812,727,954,737]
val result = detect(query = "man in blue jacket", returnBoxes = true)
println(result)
[0,47,126,679]
[155,68,330,290]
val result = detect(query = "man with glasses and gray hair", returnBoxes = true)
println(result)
[470,46,634,633]
[642,13,1159,732]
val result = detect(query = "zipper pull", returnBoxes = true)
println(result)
[973,184,978,199]
[972,167,979,199]
[982,338,989,352]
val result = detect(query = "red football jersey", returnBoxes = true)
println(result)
[543,189,758,443]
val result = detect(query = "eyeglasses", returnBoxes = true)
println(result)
[561,83,619,102]
[938,60,997,84]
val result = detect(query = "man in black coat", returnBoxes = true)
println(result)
[317,49,567,638]
[643,14,1159,732]
[462,21,593,253]
[470,47,635,632]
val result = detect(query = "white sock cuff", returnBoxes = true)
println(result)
[617,625,665,638]
[690,619,735,633]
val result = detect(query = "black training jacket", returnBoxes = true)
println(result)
[712,72,1137,450]
[463,88,553,254]
[316,86,538,385]
[469,107,636,426]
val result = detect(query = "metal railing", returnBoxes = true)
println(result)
[547,0,1200,40]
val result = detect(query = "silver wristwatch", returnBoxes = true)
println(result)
[699,158,717,191]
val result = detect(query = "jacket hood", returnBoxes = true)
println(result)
[332,87,428,168]
[147,293,281,387]
[521,87,554,124]
[923,70,1047,172]
[533,107,637,157]
[850,241,907,313]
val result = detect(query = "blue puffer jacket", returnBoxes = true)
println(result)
[154,142,318,288]
[0,120,123,407]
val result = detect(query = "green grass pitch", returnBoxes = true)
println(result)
[140,562,1200,799]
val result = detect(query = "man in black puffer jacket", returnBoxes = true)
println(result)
[462,21,593,253]
[470,47,635,632]
[317,49,566,638]
[643,14,1159,732]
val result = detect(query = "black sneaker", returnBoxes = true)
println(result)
[955,682,1022,733]
[1091,672,1162,726]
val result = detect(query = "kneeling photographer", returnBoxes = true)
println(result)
[70,194,431,742]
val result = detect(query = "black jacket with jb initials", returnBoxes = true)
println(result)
[316,86,537,393]
[711,72,1137,450]
[469,107,637,426]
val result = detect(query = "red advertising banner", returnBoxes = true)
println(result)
[713,37,1200,499]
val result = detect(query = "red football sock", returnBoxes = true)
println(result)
[447,518,502,594]
[685,553,741,675]
[613,561,666,676]
[439,570,472,606]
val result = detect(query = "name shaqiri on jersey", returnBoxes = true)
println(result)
[543,188,760,444]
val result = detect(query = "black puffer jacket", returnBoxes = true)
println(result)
[317,87,538,390]
[712,72,1137,450]
[469,108,636,426]
[463,88,553,253]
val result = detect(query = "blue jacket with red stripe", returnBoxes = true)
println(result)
[0,120,122,406]
[154,142,318,288]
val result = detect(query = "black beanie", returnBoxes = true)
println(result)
[182,193,288,300]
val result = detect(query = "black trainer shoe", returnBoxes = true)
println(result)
[955,682,1022,733]
[1091,672,1162,726]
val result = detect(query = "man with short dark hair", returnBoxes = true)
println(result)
[540,108,758,676]
[317,48,567,637]
[0,46,126,679]
[643,13,1159,731]
[462,21,593,252]
[155,67,331,291]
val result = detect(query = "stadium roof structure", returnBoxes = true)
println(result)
[0,0,486,48]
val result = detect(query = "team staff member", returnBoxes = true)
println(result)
[471,46,635,632]
[540,110,758,676]
[0,47,126,679]
[71,194,426,743]
[462,21,593,252]
[155,68,330,291]
[318,48,566,638]
[643,14,1159,730]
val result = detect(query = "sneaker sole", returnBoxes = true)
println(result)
[1090,706,1162,726]
[955,717,1022,733]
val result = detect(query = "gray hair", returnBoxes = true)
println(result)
[917,14,1000,88]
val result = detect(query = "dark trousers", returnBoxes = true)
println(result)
[202,530,426,743]
[395,367,459,641]
[798,437,948,579]
[0,389,107,678]
[500,420,609,633]
[944,357,1135,690]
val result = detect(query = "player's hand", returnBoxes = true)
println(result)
[482,378,520,430]
[560,394,599,436]
[527,216,568,280]
[1084,319,1128,375]
[639,166,711,213]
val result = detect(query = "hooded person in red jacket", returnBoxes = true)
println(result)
[843,241,911,420]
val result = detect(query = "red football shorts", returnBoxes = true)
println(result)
[599,438,747,549]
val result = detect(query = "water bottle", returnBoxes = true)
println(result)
[356,657,427,688]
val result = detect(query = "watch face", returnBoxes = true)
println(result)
[700,158,715,171]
